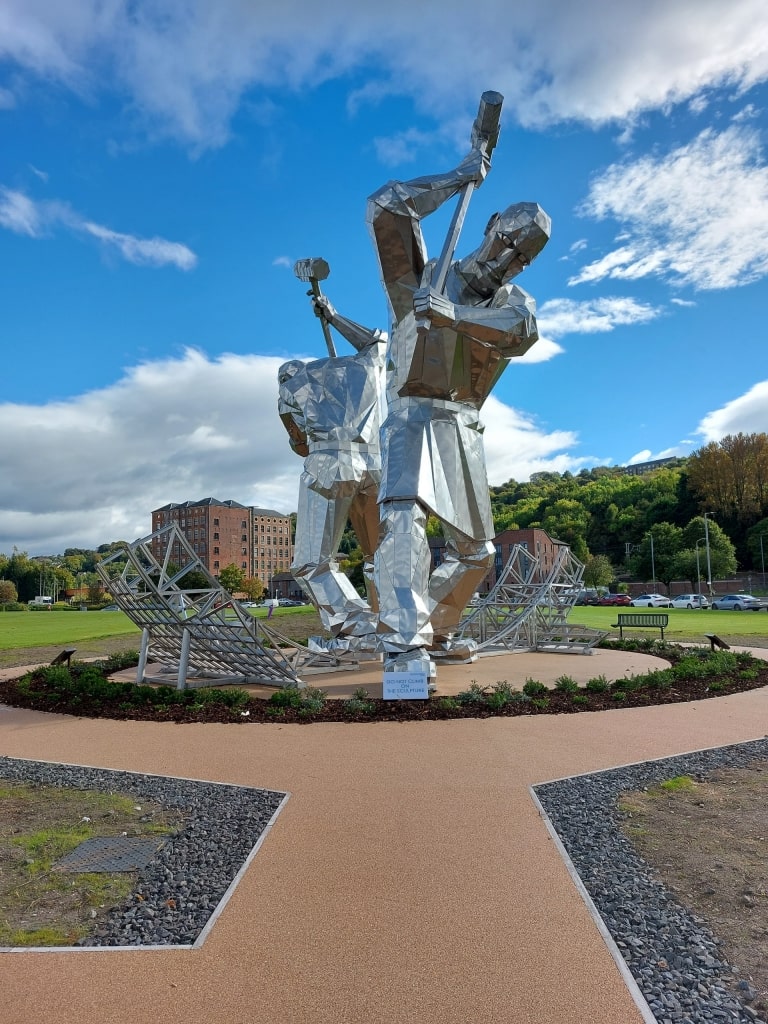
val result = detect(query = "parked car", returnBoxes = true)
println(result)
[598,593,632,606]
[574,589,600,605]
[669,594,709,609]
[278,598,306,607]
[630,593,671,608]
[710,593,762,611]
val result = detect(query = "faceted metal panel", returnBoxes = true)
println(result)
[54,836,164,873]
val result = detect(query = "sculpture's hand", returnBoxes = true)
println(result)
[413,287,456,327]
[312,294,337,324]
[456,146,490,188]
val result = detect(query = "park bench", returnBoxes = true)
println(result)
[611,612,668,640]
[50,648,77,667]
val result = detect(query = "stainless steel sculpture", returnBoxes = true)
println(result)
[278,263,386,646]
[367,93,551,674]
[282,92,551,677]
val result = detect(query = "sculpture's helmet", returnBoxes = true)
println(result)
[476,202,551,283]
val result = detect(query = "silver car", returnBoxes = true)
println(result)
[711,593,761,611]
[669,594,709,609]
[630,593,672,608]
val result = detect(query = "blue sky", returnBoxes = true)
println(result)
[2,0,768,555]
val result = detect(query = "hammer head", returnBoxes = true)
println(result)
[293,257,330,283]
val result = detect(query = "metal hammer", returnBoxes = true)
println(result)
[293,257,336,357]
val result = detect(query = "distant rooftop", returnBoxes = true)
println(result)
[153,498,249,512]
[251,507,291,518]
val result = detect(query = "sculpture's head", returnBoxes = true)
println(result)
[462,202,551,296]
[278,359,305,387]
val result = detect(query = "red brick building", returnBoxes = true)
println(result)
[151,498,293,587]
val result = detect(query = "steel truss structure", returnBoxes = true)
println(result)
[96,524,346,689]
[456,544,607,654]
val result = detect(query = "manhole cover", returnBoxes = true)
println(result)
[53,836,166,873]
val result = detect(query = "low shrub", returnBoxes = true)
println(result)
[585,675,609,693]
[522,678,547,697]
[553,675,579,694]
[343,688,377,715]
[456,681,488,705]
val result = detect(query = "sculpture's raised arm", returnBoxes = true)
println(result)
[366,148,488,323]
[312,295,387,352]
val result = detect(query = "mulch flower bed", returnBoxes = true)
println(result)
[0,643,766,725]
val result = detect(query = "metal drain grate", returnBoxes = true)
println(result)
[53,836,166,873]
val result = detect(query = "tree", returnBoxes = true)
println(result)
[241,576,265,601]
[628,523,683,587]
[0,580,18,603]
[746,518,768,576]
[219,563,245,595]
[582,555,613,589]
[688,433,768,522]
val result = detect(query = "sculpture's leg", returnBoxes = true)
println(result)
[374,498,433,652]
[428,526,495,638]
[348,470,381,616]
[292,473,374,637]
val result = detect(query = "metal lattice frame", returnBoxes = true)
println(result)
[96,524,345,688]
[456,545,607,654]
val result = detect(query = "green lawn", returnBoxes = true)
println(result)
[0,611,141,651]
[0,605,316,651]
[1,603,764,654]
[569,605,768,640]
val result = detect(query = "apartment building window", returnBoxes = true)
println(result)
[242,548,247,556]
[241,534,247,542]
[213,532,219,540]
[214,561,219,569]
[214,518,219,526]
[241,562,247,569]
[241,521,247,529]
[214,546,219,555]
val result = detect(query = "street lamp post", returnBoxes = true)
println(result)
[703,512,714,597]
[760,534,766,588]
[695,538,706,596]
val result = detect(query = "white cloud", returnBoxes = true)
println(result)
[670,297,696,307]
[696,380,768,441]
[626,445,691,466]
[0,348,585,554]
[81,221,197,270]
[0,86,16,109]
[571,123,768,290]
[516,336,564,363]
[537,296,660,339]
[0,185,196,269]
[480,394,586,483]
[0,1,767,148]
[0,187,43,235]
[272,255,292,268]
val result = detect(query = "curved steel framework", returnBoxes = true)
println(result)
[456,545,607,654]
[96,524,345,689]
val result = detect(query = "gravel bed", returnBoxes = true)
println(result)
[534,738,768,1024]
[0,756,287,948]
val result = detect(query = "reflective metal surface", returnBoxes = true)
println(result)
[366,130,550,663]
[278,294,386,641]
[282,94,551,672]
